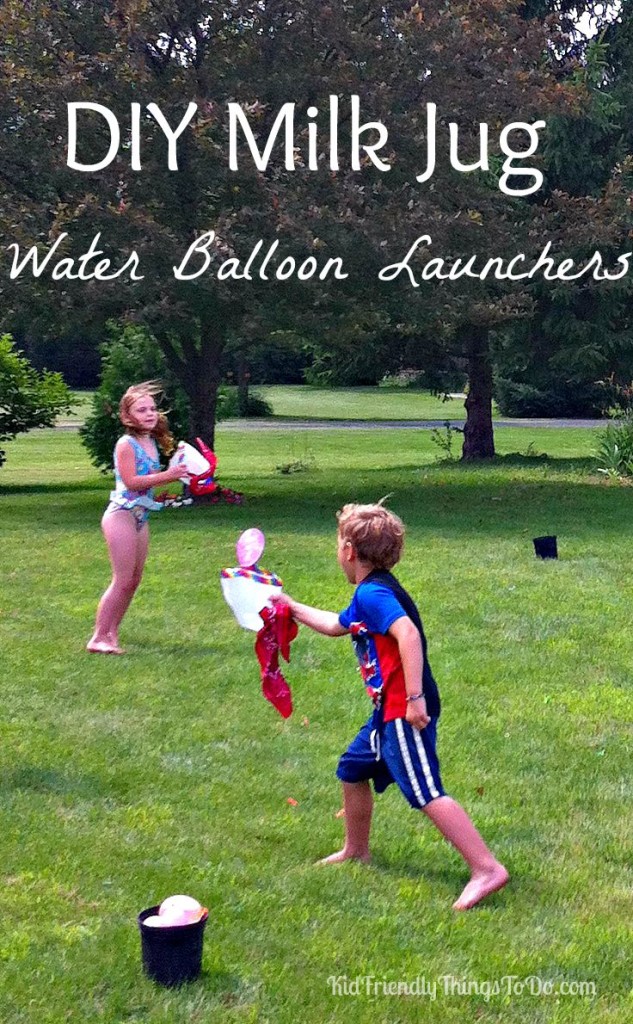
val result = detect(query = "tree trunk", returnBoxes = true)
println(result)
[186,369,221,449]
[237,352,250,417]
[156,329,225,450]
[461,325,495,460]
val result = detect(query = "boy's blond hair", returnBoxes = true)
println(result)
[337,502,405,570]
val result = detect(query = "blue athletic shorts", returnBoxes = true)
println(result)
[336,715,445,808]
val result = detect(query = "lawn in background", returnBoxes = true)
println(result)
[0,425,630,1024]
[255,384,474,420]
[64,386,486,425]
[65,384,611,426]
[62,390,95,425]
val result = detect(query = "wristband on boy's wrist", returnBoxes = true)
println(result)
[406,692,425,702]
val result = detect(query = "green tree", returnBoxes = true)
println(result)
[497,10,633,416]
[0,0,622,457]
[0,334,72,467]
[80,324,190,472]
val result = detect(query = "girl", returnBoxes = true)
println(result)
[87,382,184,654]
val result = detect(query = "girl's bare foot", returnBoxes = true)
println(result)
[317,848,371,865]
[452,863,509,910]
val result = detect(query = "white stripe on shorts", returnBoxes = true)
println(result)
[413,727,441,800]
[395,718,426,807]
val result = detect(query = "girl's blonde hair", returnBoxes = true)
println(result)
[337,502,405,570]
[119,381,175,456]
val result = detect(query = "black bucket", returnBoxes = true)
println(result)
[138,906,208,987]
[533,535,558,559]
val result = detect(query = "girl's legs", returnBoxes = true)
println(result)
[422,796,509,910]
[87,511,149,653]
[318,781,373,864]
[105,520,149,646]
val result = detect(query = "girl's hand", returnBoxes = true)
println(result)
[166,464,186,482]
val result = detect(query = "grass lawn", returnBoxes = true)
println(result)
[255,384,476,420]
[63,390,96,425]
[0,425,630,1024]
[64,386,484,425]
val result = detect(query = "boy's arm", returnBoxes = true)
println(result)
[271,595,348,637]
[388,616,431,729]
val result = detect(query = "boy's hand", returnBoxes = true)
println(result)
[406,696,430,731]
[269,592,295,615]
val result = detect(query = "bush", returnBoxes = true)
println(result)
[595,411,633,478]
[80,325,190,472]
[0,334,72,467]
[304,350,385,387]
[379,369,428,389]
[218,387,273,418]
[494,377,609,418]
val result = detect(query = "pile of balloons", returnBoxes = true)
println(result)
[143,894,207,928]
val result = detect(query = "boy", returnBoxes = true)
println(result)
[277,502,509,911]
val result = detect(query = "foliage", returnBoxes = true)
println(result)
[380,369,431,390]
[0,0,613,459]
[219,387,273,418]
[274,434,317,475]
[14,330,102,389]
[429,420,463,462]
[494,377,609,418]
[544,39,626,197]
[79,325,191,472]
[500,14,633,428]
[0,334,72,467]
[305,348,390,388]
[222,332,310,386]
[595,409,633,478]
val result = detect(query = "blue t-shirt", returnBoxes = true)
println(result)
[339,572,441,720]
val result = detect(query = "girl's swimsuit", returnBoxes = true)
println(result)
[106,435,163,529]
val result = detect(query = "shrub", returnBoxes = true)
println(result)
[429,420,463,462]
[595,411,633,478]
[380,369,428,389]
[218,387,273,418]
[0,334,72,467]
[80,325,190,472]
[494,377,609,418]
[304,350,385,387]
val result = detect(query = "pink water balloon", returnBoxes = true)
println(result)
[236,528,265,568]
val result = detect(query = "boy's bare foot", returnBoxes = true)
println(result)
[86,640,125,655]
[452,863,509,911]
[317,848,371,865]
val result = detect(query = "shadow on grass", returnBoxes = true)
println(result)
[371,851,462,887]
[0,765,108,799]
[241,465,631,540]
[197,970,255,1000]
[129,640,219,657]
[0,458,626,543]
[0,480,103,495]
[434,454,597,473]
[370,852,514,908]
